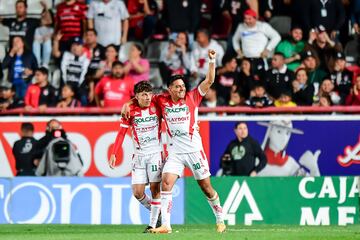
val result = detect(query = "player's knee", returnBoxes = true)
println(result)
[150,184,160,196]
[132,190,144,200]
[161,179,173,191]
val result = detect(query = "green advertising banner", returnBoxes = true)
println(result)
[185,177,360,226]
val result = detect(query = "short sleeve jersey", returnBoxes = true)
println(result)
[120,101,162,155]
[154,86,206,153]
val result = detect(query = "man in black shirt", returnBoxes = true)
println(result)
[0,82,24,111]
[221,122,267,176]
[0,0,51,48]
[12,122,38,176]
[263,52,295,99]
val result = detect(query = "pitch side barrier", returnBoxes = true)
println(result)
[0,115,360,177]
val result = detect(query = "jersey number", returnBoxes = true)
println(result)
[151,165,158,172]
[192,163,201,170]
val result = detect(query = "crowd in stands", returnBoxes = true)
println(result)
[0,0,360,113]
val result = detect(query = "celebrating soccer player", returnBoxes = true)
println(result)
[109,81,163,233]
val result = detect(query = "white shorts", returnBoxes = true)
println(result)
[163,150,211,180]
[131,152,164,185]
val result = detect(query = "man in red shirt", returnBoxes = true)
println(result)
[55,0,87,52]
[24,67,56,111]
[95,61,134,108]
[109,81,162,232]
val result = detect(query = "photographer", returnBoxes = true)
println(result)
[35,119,83,176]
[220,122,267,176]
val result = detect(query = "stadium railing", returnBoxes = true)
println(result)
[1,106,360,115]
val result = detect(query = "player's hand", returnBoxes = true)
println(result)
[208,49,216,60]
[109,154,116,169]
[121,102,131,120]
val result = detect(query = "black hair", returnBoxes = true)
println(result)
[133,43,143,56]
[35,67,49,76]
[21,122,34,132]
[134,81,153,94]
[196,28,210,38]
[221,53,237,66]
[234,122,247,129]
[167,74,185,87]
[273,52,285,58]
[16,0,27,8]
[112,61,124,68]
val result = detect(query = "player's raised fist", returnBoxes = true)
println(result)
[208,49,216,60]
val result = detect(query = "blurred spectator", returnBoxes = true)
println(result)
[95,61,134,107]
[221,0,251,35]
[0,82,24,111]
[216,54,241,101]
[33,5,54,67]
[57,84,82,108]
[292,68,315,106]
[124,44,150,84]
[55,0,87,52]
[24,67,56,111]
[345,75,360,105]
[328,52,353,104]
[12,122,38,176]
[53,35,90,106]
[233,57,257,99]
[263,52,295,100]
[232,9,281,74]
[301,50,327,90]
[0,0,51,49]
[88,0,129,48]
[84,29,106,78]
[2,36,38,98]
[228,89,245,106]
[160,32,196,86]
[245,84,273,108]
[307,0,345,37]
[220,122,267,176]
[94,44,118,80]
[0,61,3,81]
[314,78,341,105]
[274,90,297,107]
[35,121,83,176]
[307,25,342,72]
[259,0,292,20]
[162,0,201,46]
[275,26,305,71]
[192,29,224,88]
[317,93,333,106]
[127,0,158,40]
[351,0,360,34]
[201,85,226,109]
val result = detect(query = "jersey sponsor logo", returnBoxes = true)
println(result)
[170,130,188,137]
[165,106,189,114]
[139,136,158,145]
[134,116,158,124]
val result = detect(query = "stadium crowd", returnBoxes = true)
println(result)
[0,0,360,112]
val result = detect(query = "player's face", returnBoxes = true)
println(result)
[268,126,291,152]
[234,123,248,140]
[169,79,186,100]
[136,91,153,107]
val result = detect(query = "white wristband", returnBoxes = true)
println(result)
[209,58,216,63]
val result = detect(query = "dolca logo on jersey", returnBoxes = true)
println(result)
[134,116,158,124]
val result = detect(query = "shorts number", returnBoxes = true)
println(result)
[192,163,201,170]
[151,165,158,172]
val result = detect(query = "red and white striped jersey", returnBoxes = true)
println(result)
[154,87,206,153]
[119,101,162,155]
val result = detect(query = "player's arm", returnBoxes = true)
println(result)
[199,50,216,95]
[109,122,130,169]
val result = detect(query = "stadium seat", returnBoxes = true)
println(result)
[149,64,163,88]
[27,0,53,16]
[344,38,359,65]
[145,40,168,64]
[269,16,291,37]
[49,68,61,90]
[0,0,16,16]
[118,41,144,63]
[0,42,6,61]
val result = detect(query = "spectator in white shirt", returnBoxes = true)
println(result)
[87,0,129,48]
[191,29,224,88]
[232,9,281,59]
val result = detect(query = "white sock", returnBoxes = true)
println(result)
[207,192,224,224]
[137,194,151,211]
[149,198,161,228]
[160,191,172,229]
